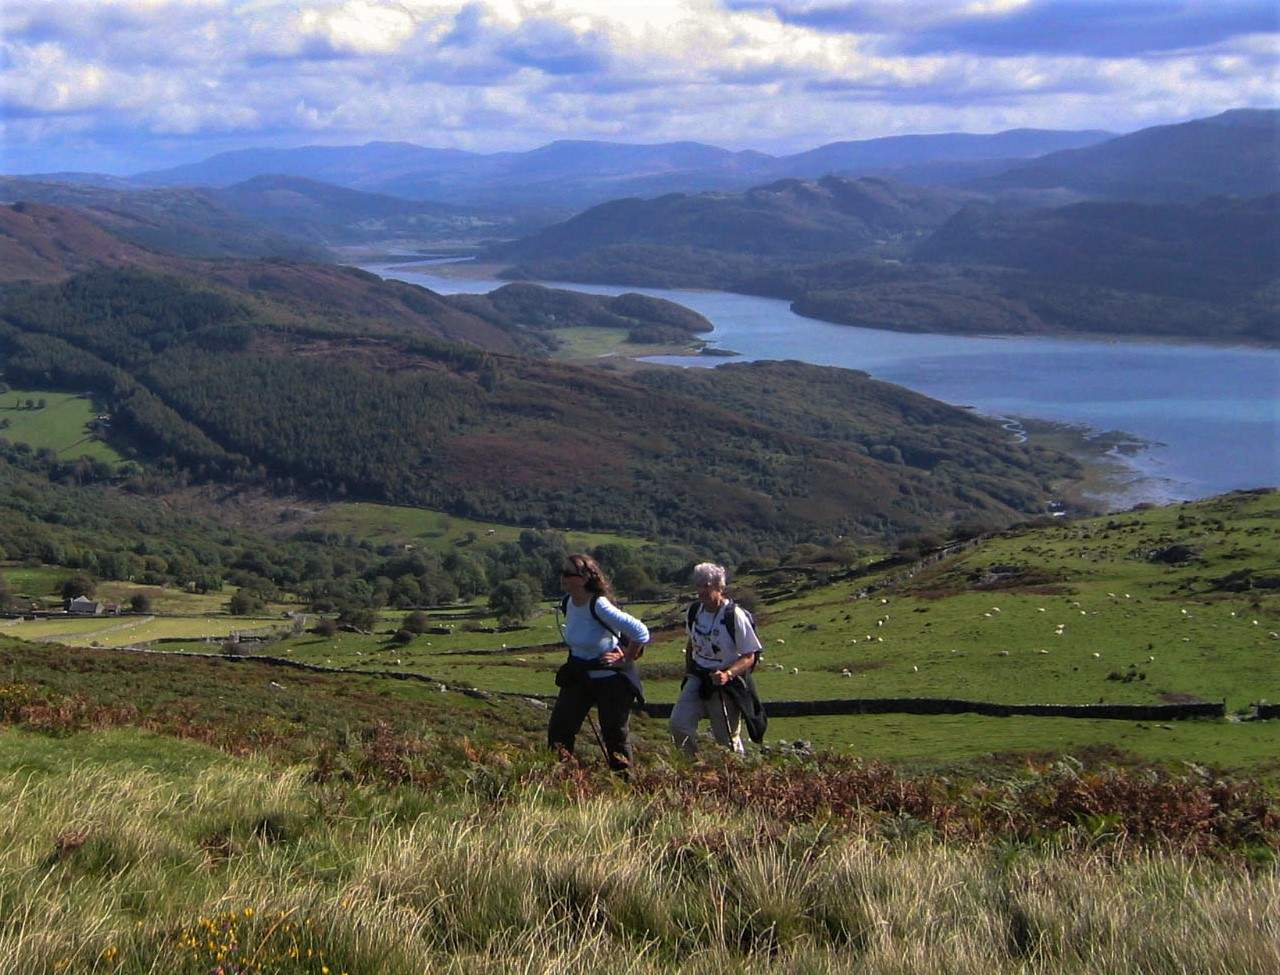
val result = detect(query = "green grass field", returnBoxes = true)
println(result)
[250,491,1280,771]
[0,387,123,463]
[547,326,702,361]
[0,614,284,647]
[3,491,1276,771]
[0,563,67,598]
[309,501,645,554]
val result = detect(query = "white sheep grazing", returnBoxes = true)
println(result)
[791,667,799,675]
[1038,649,1049,654]
[911,665,919,672]
[997,650,1010,657]
[1091,652,1101,658]
[841,668,852,677]
[1037,607,1046,613]
[991,607,1001,613]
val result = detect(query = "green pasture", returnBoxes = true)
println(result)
[284,490,1279,770]
[547,326,701,361]
[0,387,123,463]
[94,581,234,615]
[3,490,1273,770]
[1,565,294,618]
[309,501,645,553]
[0,563,67,598]
[761,712,1280,774]
[0,614,283,647]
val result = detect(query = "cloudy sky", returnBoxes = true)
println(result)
[2,0,1276,174]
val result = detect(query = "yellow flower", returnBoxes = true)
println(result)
[244,907,254,917]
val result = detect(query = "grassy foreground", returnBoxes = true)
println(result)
[1,727,1277,975]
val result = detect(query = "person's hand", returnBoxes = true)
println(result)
[712,669,731,686]
[601,648,625,665]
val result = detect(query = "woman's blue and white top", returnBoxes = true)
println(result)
[563,595,649,689]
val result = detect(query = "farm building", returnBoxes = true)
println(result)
[66,596,104,615]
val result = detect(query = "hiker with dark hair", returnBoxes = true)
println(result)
[670,562,766,756]
[548,553,650,771]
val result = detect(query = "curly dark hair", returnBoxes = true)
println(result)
[563,553,614,599]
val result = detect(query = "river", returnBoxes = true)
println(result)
[366,262,1280,508]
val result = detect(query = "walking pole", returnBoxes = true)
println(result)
[586,710,610,765]
[718,685,734,750]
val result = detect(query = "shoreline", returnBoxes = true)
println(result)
[368,258,1277,353]
[363,261,1278,512]
[1013,417,1171,513]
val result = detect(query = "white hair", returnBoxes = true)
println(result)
[692,562,727,589]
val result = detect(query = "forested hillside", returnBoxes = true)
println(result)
[490,175,965,272]
[980,108,1279,202]
[0,175,545,258]
[492,187,1278,343]
[0,268,1079,553]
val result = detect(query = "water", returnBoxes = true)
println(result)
[367,262,1280,507]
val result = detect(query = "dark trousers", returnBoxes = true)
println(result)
[547,674,635,771]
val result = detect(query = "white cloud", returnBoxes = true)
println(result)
[0,0,1274,171]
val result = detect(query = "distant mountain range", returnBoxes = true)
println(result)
[0,175,548,260]
[56,127,1111,210]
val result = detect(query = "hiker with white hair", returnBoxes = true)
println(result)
[670,562,766,756]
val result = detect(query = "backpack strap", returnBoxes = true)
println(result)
[588,594,620,640]
[564,593,620,639]
[689,599,739,651]
[720,600,738,650]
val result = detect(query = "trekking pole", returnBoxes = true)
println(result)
[586,710,610,765]
[717,686,734,750]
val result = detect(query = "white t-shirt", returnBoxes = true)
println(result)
[687,602,763,671]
